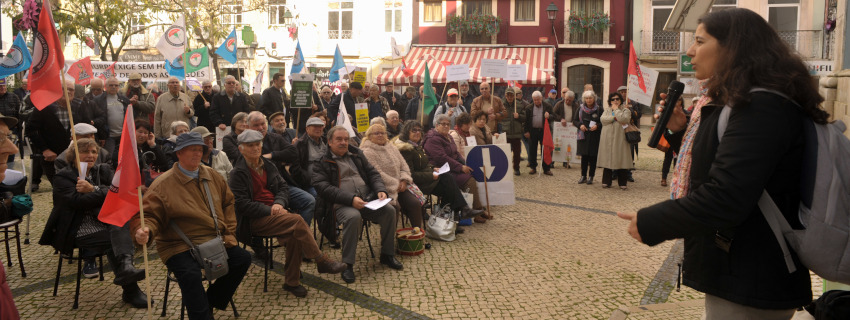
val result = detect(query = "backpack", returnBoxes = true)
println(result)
[717,88,850,284]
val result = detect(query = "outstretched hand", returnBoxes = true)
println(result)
[617,212,643,243]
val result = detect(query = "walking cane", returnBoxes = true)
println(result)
[137,187,153,319]
[481,165,491,217]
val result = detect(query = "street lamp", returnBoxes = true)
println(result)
[282,9,293,25]
[546,2,558,22]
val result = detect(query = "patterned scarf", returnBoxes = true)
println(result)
[577,103,598,140]
[670,80,711,199]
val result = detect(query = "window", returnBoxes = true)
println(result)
[515,0,535,21]
[651,0,678,52]
[570,0,604,44]
[269,0,287,26]
[128,13,146,47]
[424,1,442,22]
[768,0,799,49]
[462,0,493,44]
[385,0,402,32]
[222,4,243,25]
[567,65,603,99]
[328,0,354,39]
[711,0,736,12]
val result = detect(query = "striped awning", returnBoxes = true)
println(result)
[376,45,556,86]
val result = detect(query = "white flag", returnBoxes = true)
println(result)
[156,16,186,63]
[252,63,266,94]
[337,94,357,137]
[390,37,402,60]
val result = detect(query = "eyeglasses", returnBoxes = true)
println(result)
[410,128,422,133]
[0,132,18,146]
[437,122,451,127]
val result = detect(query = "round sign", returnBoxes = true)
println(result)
[189,53,203,67]
[464,145,509,182]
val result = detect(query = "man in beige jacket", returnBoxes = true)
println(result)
[154,77,194,138]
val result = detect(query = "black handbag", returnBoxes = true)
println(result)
[624,122,641,145]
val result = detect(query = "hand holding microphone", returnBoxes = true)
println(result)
[647,81,686,148]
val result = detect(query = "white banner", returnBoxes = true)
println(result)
[445,64,470,82]
[505,64,527,81]
[63,60,214,82]
[480,59,507,78]
[552,122,579,164]
[462,144,515,206]
[627,65,659,107]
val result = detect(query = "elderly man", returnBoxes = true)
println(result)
[312,126,402,283]
[432,88,467,128]
[26,80,84,186]
[229,129,346,297]
[95,77,131,163]
[260,73,288,118]
[457,80,476,110]
[122,73,156,119]
[290,117,326,194]
[405,85,438,128]
[317,85,333,110]
[132,132,251,319]
[13,79,27,100]
[470,82,505,133]
[85,78,104,101]
[212,76,252,132]
[154,77,193,139]
[268,111,296,143]
[501,87,526,175]
[523,91,555,176]
[545,89,559,107]
[245,111,315,225]
[327,82,364,125]
[380,82,404,117]
[385,111,402,140]
[193,80,216,132]
[54,123,111,171]
[553,89,577,169]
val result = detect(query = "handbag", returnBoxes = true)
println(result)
[624,121,641,145]
[170,180,229,281]
[425,204,456,242]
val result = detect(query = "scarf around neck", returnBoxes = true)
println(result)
[670,80,711,199]
[577,103,599,140]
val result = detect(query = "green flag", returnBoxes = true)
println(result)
[183,47,209,74]
[422,63,438,117]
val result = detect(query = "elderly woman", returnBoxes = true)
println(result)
[366,86,390,120]
[597,92,633,190]
[191,127,233,183]
[39,138,150,308]
[448,112,472,160]
[161,120,190,163]
[222,111,249,163]
[394,121,484,224]
[573,90,604,185]
[423,114,491,221]
[385,110,402,140]
[469,111,496,145]
[359,124,423,228]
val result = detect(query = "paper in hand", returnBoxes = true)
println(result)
[78,162,89,180]
[365,198,392,210]
[589,121,597,128]
[437,162,450,175]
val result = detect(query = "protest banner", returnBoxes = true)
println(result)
[480,59,507,78]
[290,73,314,109]
[626,65,659,107]
[552,122,579,164]
[505,64,527,81]
[445,64,470,82]
[64,60,214,82]
[354,102,369,132]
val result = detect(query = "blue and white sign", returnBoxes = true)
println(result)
[464,144,515,205]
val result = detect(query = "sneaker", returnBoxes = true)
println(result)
[83,259,98,279]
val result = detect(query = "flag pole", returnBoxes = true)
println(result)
[137,187,153,319]
[60,76,81,172]
[482,164,491,217]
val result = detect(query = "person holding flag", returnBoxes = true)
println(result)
[523,91,554,176]
[327,82,365,127]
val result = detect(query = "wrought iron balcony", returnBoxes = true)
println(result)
[328,30,353,40]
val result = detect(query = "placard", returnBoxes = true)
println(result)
[446,64,470,82]
[626,65,660,107]
[480,59,507,78]
[290,73,314,109]
[462,144,515,205]
[354,103,369,132]
[505,64,527,81]
[552,122,579,164]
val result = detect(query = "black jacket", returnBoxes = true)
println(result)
[222,131,239,163]
[93,93,131,141]
[637,92,811,309]
[327,90,361,123]
[523,101,554,133]
[291,133,326,189]
[260,86,288,117]
[193,91,215,132]
[228,157,289,243]
[312,145,387,207]
[39,164,112,254]
[380,91,405,117]
[25,103,78,153]
[211,91,252,126]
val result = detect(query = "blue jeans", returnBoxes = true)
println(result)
[165,246,251,320]
[289,186,315,226]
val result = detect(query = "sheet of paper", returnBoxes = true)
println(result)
[445,64,470,82]
[493,134,507,145]
[2,169,24,185]
[505,64,527,80]
[589,121,597,128]
[365,198,392,210]
[480,59,507,78]
[437,162,450,175]
[78,162,88,180]
[466,136,477,147]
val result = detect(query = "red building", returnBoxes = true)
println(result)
[400,0,629,101]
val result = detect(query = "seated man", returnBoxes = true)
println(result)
[268,111,297,144]
[55,123,111,171]
[132,132,252,320]
[312,126,403,284]
[228,129,346,297]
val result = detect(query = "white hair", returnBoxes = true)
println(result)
[531,91,543,99]
[246,111,267,126]
[167,76,180,83]
[170,121,189,135]
[224,75,236,82]
[370,117,386,127]
[386,110,399,119]
[565,90,576,99]
[202,80,212,86]
[582,90,596,100]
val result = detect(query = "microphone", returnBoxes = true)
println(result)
[647,80,685,148]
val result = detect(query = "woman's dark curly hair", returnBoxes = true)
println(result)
[398,120,422,143]
[699,8,829,123]
[455,112,472,127]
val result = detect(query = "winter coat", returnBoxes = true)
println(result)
[553,99,577,123]
[596,106,633,170]
[448,129,469,160]
[311,145,387,206]
[193,91,215,132]
[501,98,527,139]
[222,131,240,163]
[393,138,439,194]
[523,101,554,133]
[366,96,390,120]
[470,95,505,132]
[121,85,157,118]
[228,157,289,243]
[432,102,467,128]
[637,92,811,309]
[39,164,112,255]
[423,129,469,188]
[291,133,327,189]
[572,102,604,157]
[469,124,493,145]
[203,149,234,184]
[359,139,413,206]
[210,91,251,127]
[327,91,364,123]
[154,92,194,138]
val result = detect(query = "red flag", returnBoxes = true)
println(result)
[98,61,117,80]
[401,59,414,77]
[543,119,554,165]
[439,60,452,67]
[507,80,523,89]
[99,106,142,226]
[28,0,65,111]
[67,57,94,86]
[628,41,647,92]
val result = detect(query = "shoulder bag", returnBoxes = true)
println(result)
[170,180,229,281]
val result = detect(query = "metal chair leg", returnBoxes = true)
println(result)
[98,256,104,281]
[161,275,170,317]
[364,221,375,258]
[4,228,11,267]
[53,255,63,296]
[230,299,239,317]
[14,225,24,277]
[73,253,82,309]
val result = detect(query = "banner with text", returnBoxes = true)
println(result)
[64,60,214,82]
[354,102,369,132]
[291,73,314,109]
[552,122,579,164]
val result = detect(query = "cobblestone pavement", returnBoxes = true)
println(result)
[4,135,823,319]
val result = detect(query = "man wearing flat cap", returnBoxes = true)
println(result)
[327,82,365,125]
[380,82,405,117]
[132,132,252,319]
[268,111,297,143]
[55,123,112,171]
[122,73,156,119]
[228,129,347,297]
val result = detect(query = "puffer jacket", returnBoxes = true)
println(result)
[359,139,413,206]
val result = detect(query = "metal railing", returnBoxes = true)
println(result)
[778,30,833,60]
[640,30,832,60]
[328,30,353,40]
[640,30,680,54]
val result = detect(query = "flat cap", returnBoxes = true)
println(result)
[129,73,142,80]
[306,117,325,127]
[190,126,214,138]
[617,86,628,92]
[238,129,264,144]
[74,123,98,135]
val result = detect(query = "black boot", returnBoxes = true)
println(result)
[587,176,594,185]
[458,207,484,219]
[577,176,587,184]
[122,282,153,309]
[109,254,146,286]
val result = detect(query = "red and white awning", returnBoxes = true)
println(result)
[376,45,556,86]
